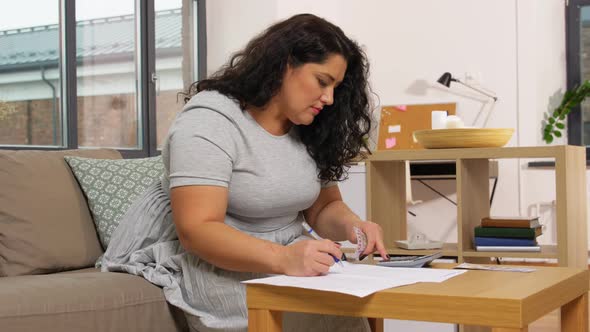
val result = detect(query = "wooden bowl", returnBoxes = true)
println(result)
[412,128,514,149]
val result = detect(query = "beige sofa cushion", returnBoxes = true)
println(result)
[0,269,187,332]
[0,149,122,277]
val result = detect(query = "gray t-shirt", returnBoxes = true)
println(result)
[161,90,329,232]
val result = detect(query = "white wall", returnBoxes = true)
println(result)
[516,0,573,247]
[206,0,278,77]
[206,0,568,238]
[206,0,568,330]
[0,57,185,101]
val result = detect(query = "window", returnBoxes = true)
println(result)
[567,0,590,157]
[155,0,202,148]
[0,0,206,157]
[0,1,62,147]
[76,0,139,149]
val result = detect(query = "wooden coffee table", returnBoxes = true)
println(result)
[246,265,588,332]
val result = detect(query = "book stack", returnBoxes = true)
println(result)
[474,216,542,252]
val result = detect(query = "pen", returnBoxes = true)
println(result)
[301,221,345,266]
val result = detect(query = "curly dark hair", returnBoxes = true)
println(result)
[184,13,372,182]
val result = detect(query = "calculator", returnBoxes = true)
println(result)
[376,252,443,268]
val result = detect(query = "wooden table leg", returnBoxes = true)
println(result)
[248,308,282,332]
[561,293,589,332]
[368,317,384,332]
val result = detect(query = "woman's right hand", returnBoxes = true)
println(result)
[278,239,343,276]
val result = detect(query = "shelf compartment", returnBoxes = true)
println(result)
[366,160,407,246]
[462,245,558,259]
[366,145,588,270]
[456,158,490,254]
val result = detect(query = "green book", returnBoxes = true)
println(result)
[474,226,542,239]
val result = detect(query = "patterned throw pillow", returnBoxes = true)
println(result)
[64,155,164,249]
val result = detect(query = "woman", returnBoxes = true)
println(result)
[103,13,387,332]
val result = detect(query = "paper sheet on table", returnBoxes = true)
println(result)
[242,262,466,298]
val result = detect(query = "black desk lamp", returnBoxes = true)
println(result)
[437,72,498,102]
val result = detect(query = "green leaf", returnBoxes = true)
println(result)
[571,97,584,106]
[545,135,554,143]
[543,79,590,144]
[563,90,575,100]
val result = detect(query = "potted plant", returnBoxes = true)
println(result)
[543,80,590,143]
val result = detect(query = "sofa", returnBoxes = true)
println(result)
[0,149,188,332]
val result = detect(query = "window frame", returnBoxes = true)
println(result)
[566,0,590,160]
[0,0,207,158]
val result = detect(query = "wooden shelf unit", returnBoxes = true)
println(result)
[366,145,588,268]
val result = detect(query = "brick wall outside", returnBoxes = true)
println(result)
[0,90,184,148]
[156,91,186,148]
[0,99,63,146]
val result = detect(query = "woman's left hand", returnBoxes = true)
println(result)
[346,220,388,259]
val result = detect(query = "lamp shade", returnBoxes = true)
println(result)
[437,72,453,87]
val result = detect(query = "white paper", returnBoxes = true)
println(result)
[388,125,401,133]
[243,262,466,297]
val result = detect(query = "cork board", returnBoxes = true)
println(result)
[377,103,456,150]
